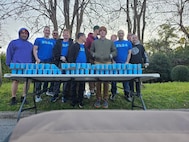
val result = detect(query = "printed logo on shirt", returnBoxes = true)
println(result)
[115,43,129,48]
[41,40,54,46]
[131,47,139,55]
[62,43,69,48]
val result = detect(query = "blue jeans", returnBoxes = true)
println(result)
[111,81,130,95]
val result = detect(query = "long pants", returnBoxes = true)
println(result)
[95,61,111,100]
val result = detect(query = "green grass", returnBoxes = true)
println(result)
[0,82,189,111]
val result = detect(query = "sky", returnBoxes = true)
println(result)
[0,0,188,53]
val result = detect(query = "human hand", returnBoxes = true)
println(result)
[144,63,149,68]
[60,56,66,62]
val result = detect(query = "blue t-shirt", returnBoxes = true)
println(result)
[61,41,69,56]
[34,37,56,61]
[76,44,87,63]
[114,40,132,63]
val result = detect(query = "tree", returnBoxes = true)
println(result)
[146,53,172,82]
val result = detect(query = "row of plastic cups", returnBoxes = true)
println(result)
[64,69,142,74]
[61,63,142,70]
[11,69,62,74]
[9,63,59,70]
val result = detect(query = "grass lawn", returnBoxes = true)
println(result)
[0,82,189,111]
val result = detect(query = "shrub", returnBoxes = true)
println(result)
[145,53,171,82]
[171,65,189,81]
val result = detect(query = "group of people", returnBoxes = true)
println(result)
[6,25,149,109]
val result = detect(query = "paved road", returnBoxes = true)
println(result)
[0,119,16,142]
[0,111,34,142]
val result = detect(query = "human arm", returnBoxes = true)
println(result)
[33,45,40,63]
[6,41,14,66]
[126,49,131,63]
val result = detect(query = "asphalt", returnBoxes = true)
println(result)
[0,109,189,142]
[0,111,35,142]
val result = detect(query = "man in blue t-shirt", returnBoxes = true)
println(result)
[33,26,56,102]
[110,30,132,102]
[67,33,89,108]
[51,29,74,103]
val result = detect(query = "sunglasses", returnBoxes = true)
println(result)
[53,33,58,35]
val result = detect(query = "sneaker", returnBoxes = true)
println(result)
[10,97,17,105]
[20,96,28,104]
[102,100,108,108]
[125,95,132,102]
[61,97,67,103]
[35,96,42,103]
[90,90,96,96]
[51,95,59,102]
[46,91,54,97]
[78,102,84,108]
[110,94,116,101]
[84,91,91,99]
[94,100,101,108]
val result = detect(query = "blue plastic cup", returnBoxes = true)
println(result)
[108,64,112,70]
[104,64,109,70]
[116,63,121,69]
[90,69,94,74]
[138,69,143,74]
[58,70,62,74]
[44,64,50,69]
[95,64,100,70]
[71,70,75,74]
[96,70,100,74]
[76,63,81,69]
[10,63,15,69]
[43,69,48,74]
[11,70,17,74]
[113,70,117,74]
[133,69,137,74]
[133,64,137,69]
[86,63,91,69]
[65,70,70,74]
[27,69,33,74]
[126,64,132,70]
[109,70,113,74]
[127,69,132,74]
[20,63,26,69]
[15,63,20,69]
[121,64,126,69]
[138,64,142,69]
[36,64,43,69]
[38,69,43,74]
[85,69,89,74]
[112,64,117,70]
[47,70,52,74]
[75,69,80,74]
[33,69,38,74]
[100,70,104,74]
[80,69,84,74]
[81,63,86,69]
[105,70,109,74]
[119,70,124,74]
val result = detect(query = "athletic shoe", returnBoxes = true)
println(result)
[125,95,132,102]
[51,95,59,102]
[10,97,17,105]
[35,96,42,103]
[110,94,116,101]
[46,91,54,97]
[20,96,28,104]
[102,100,108,108]
[78,102,84,108]
[94,100,101,108]
[61,97,67,103]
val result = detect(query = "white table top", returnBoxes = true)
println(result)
[4,73,160,82]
